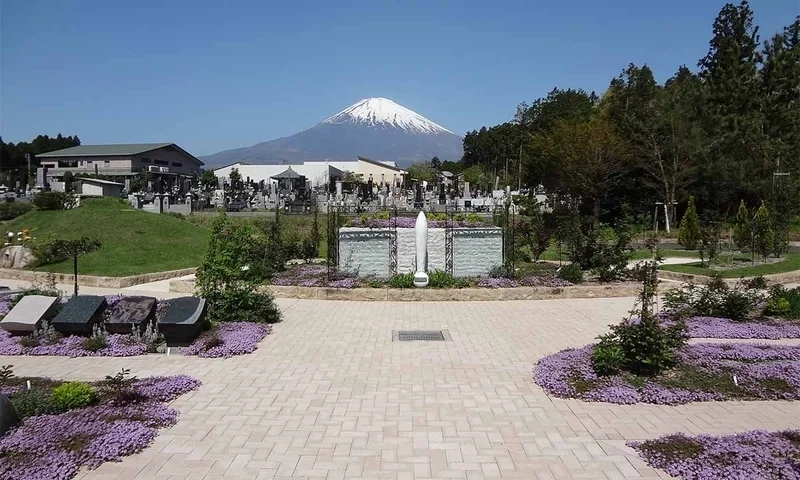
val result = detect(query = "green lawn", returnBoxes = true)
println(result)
[659,253,800,278]
[630,249,700,260]
[1,198,209,276]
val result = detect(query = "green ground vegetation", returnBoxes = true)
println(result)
[1,197,209,276]
[659,253,800,278]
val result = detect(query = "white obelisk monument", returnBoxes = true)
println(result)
[413,211,429,288]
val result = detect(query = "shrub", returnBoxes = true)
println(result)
[593,259,688,377]
[0,201,32,220]
[558,263,583,284]
[733,200,751,250]
[32,191,76,211]
[51,381,98,412]
[82,324,108,352]
[0,364,13,384]
[101,368,141,405]
[388,273,414,288]
[591,341,626,375]
[765,286,800,319]
[10,389,58,418]
[211,282,281,323]
[664,278,766,322]
[677,196,700,250]
[427,270,469,289]
[751,202,774,262]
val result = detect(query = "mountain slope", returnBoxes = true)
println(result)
[201,98,463,167]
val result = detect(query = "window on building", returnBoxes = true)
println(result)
[154,160,168,166]
[104,160,110,164]
[172,162,183,167]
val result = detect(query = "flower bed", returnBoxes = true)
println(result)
[271,264,572,289]
[629,430,800,479]
[0,329,148,357]
[0,374,201,480]
[182,322,271,358]
[348,216,490,229]
[534,342,800,405]
[680,315,800,339]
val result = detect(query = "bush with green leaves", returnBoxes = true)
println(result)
[11,389,58,418]
[663,276,768,322]
[51,381,98,412]
[677,196,701,250]
[592,260,687,377]
[196,213,282,324]
[32,191,77,211]
[0,201,33,220]
[557,263,584,284]
[751,202,774,261]
[427,270,470,289]
[388,273,414,288]
[764,285,800,319]
[733,200,752,250]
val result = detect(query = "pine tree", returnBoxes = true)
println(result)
[751,202,774,262]
[677,196,701,250]
[732,200,752,250]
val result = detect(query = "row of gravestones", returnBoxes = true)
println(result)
[0,294,206,346]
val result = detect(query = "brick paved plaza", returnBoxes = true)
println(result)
[5,296,800,479]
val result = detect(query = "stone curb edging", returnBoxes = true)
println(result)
[657,269,800,285]
[0,267,197,289]
[169,277,644,301]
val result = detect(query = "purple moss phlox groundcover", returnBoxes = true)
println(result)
[0,329,148,357]
[0,375,201,480]
[271,265,359,288]
[681,315,800,339]
[182,322,271,358]
[534,342,800,405]
[629,430,800,480]
[349,217,490,229]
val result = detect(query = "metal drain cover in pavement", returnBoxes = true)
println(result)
[393,330,451,342]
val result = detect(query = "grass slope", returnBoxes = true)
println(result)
[660,253,800,278]
[1,198,209,276]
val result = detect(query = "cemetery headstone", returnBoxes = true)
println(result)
[0,295,59,334]
[52,295,107,335]
[0,394,18,436]
[158,297,207,345]
[105,296,157,334]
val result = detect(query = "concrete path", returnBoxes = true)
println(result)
[4,295,800,479]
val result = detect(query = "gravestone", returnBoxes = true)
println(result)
[0,394,18,436]
[105,296,157,334]
[158,297,207,345]
[52,295,107,335]
[0,295,59,334]
[463,182,471,199]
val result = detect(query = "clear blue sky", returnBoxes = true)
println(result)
[1,0,797,156]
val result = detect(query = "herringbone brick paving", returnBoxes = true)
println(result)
[5,296,800,479]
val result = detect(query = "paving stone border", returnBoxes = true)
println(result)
[0,267,196,289]
[657,269,800,285]
[169,277,643,301]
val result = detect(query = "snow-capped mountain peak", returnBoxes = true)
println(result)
[322,97,453,135]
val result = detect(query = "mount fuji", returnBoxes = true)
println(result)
[200,98,463,167]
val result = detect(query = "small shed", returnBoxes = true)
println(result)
[78,178,124,197]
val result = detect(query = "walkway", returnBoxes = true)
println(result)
[4,296,800,479]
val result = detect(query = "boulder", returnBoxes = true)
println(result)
[0,393,19,436]
[0,246,35,269]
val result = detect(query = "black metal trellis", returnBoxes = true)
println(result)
[389,206,398,275]
[492,202,516,278]
[444,205,455,276]
[326,205,341,281]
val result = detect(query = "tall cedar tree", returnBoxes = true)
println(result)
[732,200,752,250]
[677,196,701,250]
[751,202,774,262]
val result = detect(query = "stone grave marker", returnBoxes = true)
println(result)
[158,297,207,345]
[105,296,157,334]
[52,295,107,335]
[0,295,59,334]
